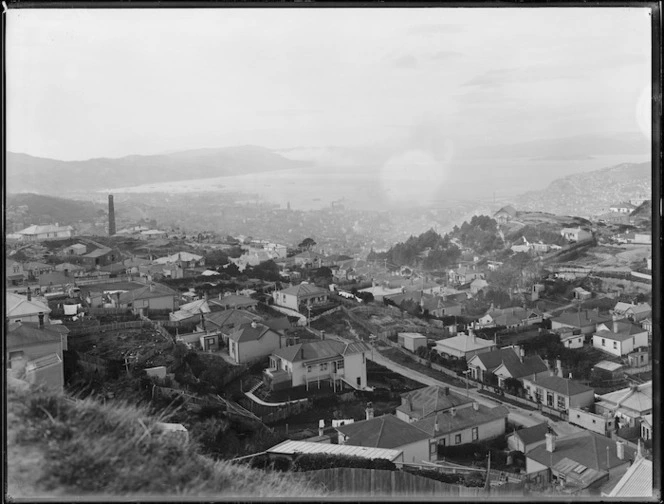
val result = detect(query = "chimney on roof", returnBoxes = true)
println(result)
[613,318,619,334]
[519,347,525,363]
[321,330,325,340]
[251,321,257,329]
[408,396,413,412]
[300,348,304,360]
[434,417,439,433]
[473,402,479,411]
[365,402,374,420]
[443,386,449,396]
[319,419,325,437]
[27,287,32,301]
[450,407,456,417]
[616,440,625,460]
[556,359,563,378]
[38,313,44,328]
[545,432,556,453]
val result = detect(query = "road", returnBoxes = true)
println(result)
[330,332,583,436]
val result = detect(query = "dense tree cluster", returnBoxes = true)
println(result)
[451,215,504,254]
[367,228,461,271]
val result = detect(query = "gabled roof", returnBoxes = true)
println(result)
[523,374,593,397]
[271,339,369,363]
[153,252,203,264]
[229,322,279,343]
[203,309,261,329]
[594,320,648,341]
[82,247,113,258]
[278,283,329,297]
[6,322,63,349]
[18,224,73,235]
[268,439,403,462]
[6,292,51,318]
[493,352,548,379]
[606,456,652,498]
[494,205,517,217]
[335,414,430,449]
[396,386,473,420]
[435,333,495,353]
[117,283,177,304]
[262,317,292,332]
[597,381,652,413]
[527,431,636,473]
[511,422,551,446]
[209,295,258,309]
[412,404,509,437]
[469,347,518,371]
[551,309,612,329]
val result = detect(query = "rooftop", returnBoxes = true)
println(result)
[605,456,653,498]
[335,414,430,449]
[597,381,652,414]
[551,309,612,328]
[279,283,329,298]
[435,332,495,353]
[6,292,51,318]
[524,374,594,397]
[396,386,473,420]
[268,439,403,462]
[117,283,177,304]
[272,339,369,363]
[209,295,258,309]
[6,322,63,349]
[229,322,277,343]
[511,422,551,446]
[412,404,510,437]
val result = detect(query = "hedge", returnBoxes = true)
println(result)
[292,453,396,472]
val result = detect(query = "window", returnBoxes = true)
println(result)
[557,396,565,410]
[472,427,478,441]
[430,442,437,456]
[613,341,617,349]
[440,438,446,447]
[592,420,596,424]
[319,363,328,371]
[455,434,461,445]
[576,414,580,419]
[336,360,344,370]
[547,393,554,407]
[307,365,312,373]
[602,339,606,347]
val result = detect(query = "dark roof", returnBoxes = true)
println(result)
[594,320,648,342]
[208,295,258,309]
[471,347,518,371]
[494,205,517,217]
[272,340,369,363]
[262,317,292,332]
[6,322,63,349]
[512,422,551,446]
[279,283,329,297]
[412,404,510,437]
[117,283,177,304]
[494,352,548,379]
[38,272,69,287]
[203,309,261,329]
[396,386,473,420]
[527,431,636,473]
[83,247,113,258]
[524,374,594,396]
[551,309,612,329]
[335,414,430,449]
[228,322,279,343]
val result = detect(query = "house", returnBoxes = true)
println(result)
[468,346,548,386]
[567,406,615,436]
[557,328,584,349]
[591,360,624,385]
[477,306,543,328]
[169,298,211,323]
[448,265,485,285]
[397,333,427,353]
[603,450,652,498]
[6,320,67,391]
[434,331,496,360]
[511,236,532,253]
[412,402,509,449]
[550,309,612,335]
[38,271,71,292]
[54,262,85,276]
[264,340,370,392]
[117,283,178,313]
[640,318,652,337]
[612,302,652,323]
[609,201,637,214]
[6,292,51,324]
[386,291,463,317]
[227,321,286,364]
[532,241,551,254]
[17,224,74,241]
[268,439,404,464]
[572,287,592,301]
[521,372,595,412]
[335,412,431,464]
[640,414,652,442]
[6,259,26,287]
[198,309,262,341]
[208,294,258,311]
[292,250,325,268]
[594,381,652,430]
[469,278,489,296]
[560,227,592,243]
[526,431,637,490]
[591,319,649,357]
[507,422,552,454]
[487,260,503,271]
[80,247,119,268]
[22,261,54,278]
[395,385,473,424]
[272,282,329,312]
[153,252,205,268]
[141,229,168,239]
[62,243,87,255]
[494,205,517,224]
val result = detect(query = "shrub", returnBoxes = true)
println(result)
[292,453,396,472]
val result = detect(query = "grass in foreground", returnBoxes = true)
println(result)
[6,380,325,499]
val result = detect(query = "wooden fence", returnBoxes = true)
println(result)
[67,320,150,336]
[309,305,342,323]
[304,468,522,497]
[76,352,123,377]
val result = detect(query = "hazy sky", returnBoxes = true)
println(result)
[7,7,652,161]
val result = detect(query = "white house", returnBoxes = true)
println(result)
[560,227,592,243]
[272,282,330,312]
[264,339,370,392]
[592,319,649,357]
[17,224,74,241]
[507,422,551,454]
[227,321,285,365]
[6,292,51,324]
[397,332,427,353]
[521,372,595,412]
[434,331,496,360]
[395,386,473,423]
[556,328,584,349]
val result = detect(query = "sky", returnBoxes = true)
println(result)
[7,7,652,162]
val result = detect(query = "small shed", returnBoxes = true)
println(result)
[573,287,592,301]
[397,332,427,353]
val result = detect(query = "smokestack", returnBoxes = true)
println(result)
[616,441,625,460]
[545,432,556,452]
[38,313,44,328]
[108,194,116,236]
[365,402,374,420]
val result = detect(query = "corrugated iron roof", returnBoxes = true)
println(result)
[268,439,403,461]
[606,457,652,497]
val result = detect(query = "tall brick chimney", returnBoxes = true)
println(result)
[108,194,116,236]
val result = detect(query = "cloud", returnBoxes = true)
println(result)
[393,54,418,69]
[429,50,461,60]
[258,110,322,117]
[408,24,464,35]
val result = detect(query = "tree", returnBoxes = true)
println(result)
[298,238,316,251]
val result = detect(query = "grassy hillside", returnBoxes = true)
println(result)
[6,193,106,226]
[7,380,324,499]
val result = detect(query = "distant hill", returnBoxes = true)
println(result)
[511,162,651,217]
[6,193,106,227]
[6,146,312,195]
